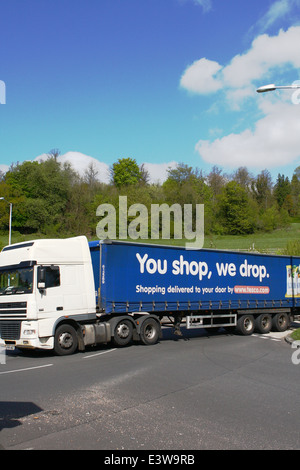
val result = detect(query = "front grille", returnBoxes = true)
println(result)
[0,302,27,309]
[0,302,27,319]
[0,321,21,340]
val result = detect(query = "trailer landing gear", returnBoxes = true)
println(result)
[173,312,184,337]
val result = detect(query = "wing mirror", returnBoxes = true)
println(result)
[37,266,46,290]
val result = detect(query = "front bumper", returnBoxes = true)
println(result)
[0,320,54,350]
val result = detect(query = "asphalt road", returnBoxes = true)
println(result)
[0,324,300,450]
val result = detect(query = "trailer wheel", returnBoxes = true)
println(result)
[255,313,272,334]
[140,318,160,345]
[54,324,78,356]
[113,319,133,347]
[272,312,290,332]
[236,315,255,335]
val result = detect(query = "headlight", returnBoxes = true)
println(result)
[23,329,36,336]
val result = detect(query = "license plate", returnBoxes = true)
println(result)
[6,344,15,351]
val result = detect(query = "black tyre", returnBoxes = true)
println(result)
[113,319,133,346]
[140,318,160,345]
[236,314,255,335]
[54,324,78,356]
[272,312,290,332]
[255,313,272,334]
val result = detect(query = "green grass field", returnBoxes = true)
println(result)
[205,223,300,252]
[1,223,299,253]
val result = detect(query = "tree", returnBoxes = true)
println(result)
[84,162,99,186]
[111,158,142,188]
[232,166,253,191]
[166,162,196,185]
[274,173,291,208]
[207,166,226,198]
[4,158,77,233]
[218,181,256,235]
[47,148,61,161]
[251,169,273,209]
[139,163,150,185]
[290,167,300,215]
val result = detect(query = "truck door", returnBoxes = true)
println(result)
[36,266,64,317]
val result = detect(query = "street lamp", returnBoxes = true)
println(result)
[0,197,12,245]
[256,83,300,93]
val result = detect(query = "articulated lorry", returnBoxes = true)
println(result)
[0,236,299,355]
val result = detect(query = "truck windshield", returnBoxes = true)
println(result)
[0,267,34,295]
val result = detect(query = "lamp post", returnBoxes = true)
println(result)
[0,197,12,245]
[256,83,300,93]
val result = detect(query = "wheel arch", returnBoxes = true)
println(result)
[52,317,85,351]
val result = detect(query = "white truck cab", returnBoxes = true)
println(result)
[0,236,96,352]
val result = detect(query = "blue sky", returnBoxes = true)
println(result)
[1,0,300,184]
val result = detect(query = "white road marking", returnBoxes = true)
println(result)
[0,364,53,375]
[252,333,284,342]
[83,348,117,359]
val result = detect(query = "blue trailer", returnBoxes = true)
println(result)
[0,236,298,355]
[89,239,300,342]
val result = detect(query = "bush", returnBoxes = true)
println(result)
[281,240,300,256]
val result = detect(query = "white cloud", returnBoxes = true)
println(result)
[0,164,9,174]
[61,152,110,183]
[225,87,254,111]
[193,0,212,12]
[179,0,212,12]
[195,100,300,168]
[180,25,300,106]
[180,25,300,169]
[180,58,222,94]
[144,161,178,184]
[250,0,300,35]
[260,0,293,30]
[35,151,110,183]
[223,26,300,90]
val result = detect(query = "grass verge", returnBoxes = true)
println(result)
[291,329,300,341]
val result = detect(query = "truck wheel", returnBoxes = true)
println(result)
[54,324,78,356]
[255,313,272,334]
[113,319,133,347]
[236,315,255,335]
[272,313,290,332]
[140,318,160,345]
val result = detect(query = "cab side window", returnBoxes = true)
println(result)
[45,266,60,288]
